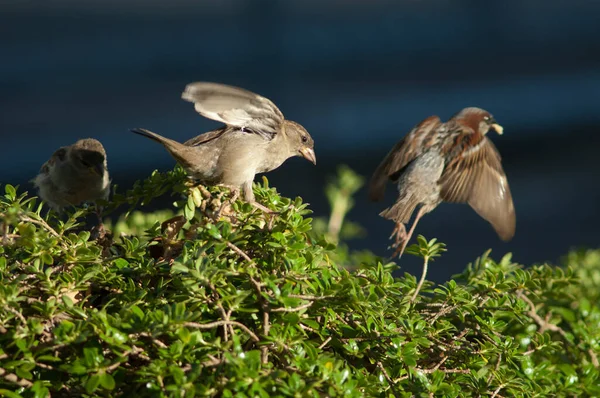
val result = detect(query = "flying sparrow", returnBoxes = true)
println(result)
[131,82,316,209]
[32,138,110,213]
[369,107,515,258]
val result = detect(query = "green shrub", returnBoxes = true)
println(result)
[0,167,598,397]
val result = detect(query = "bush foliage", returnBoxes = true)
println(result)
[0,167,599,397]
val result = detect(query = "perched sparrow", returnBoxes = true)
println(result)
[32,138,110,212]
[369,107,515,258]
[131,82,316,208]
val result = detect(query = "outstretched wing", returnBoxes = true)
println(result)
[181,82,284,140]
[439,135,515,241]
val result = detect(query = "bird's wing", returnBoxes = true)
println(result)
[368,116,442,201]
[181,82,285,141]
[183,126,230,147]
[439,135,515,241]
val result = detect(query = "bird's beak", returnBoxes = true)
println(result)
[90,164,104,176]
[299,147,317,165]
[491,123,504,135]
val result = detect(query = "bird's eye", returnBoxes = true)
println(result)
[301,135,308,143]
[483,116,490,121]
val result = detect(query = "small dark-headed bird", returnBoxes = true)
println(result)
[32,138,110,213]
[131,82,316,208]
[369,107,515,258]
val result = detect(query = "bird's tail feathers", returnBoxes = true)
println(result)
[130,128,178,146]
[379,195,418,224]
[130,128,189,154]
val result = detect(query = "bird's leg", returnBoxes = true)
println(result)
[93,204,106,239]
[240,181,280,230]
[388,222,407,249]
[241,181,278,215]
[392,206,427,259]
[95,205,103,225]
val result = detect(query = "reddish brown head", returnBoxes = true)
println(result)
[451,107,504,136]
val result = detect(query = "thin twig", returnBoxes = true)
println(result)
[106,360,124,373]
[318,336,332,350]
[410,255,429,303]
[261,311,270,364]
[517,292,568,339]
[248,276,264,298]
[105,346,151,372]
[420,367,469,375]
[202,355,223,367]
[35,362,55,370]
[377,361,400,398]
[271,302,314,313]
[226,241,255,265]
[0,367,33,388]
[19,216,61,239]
[490,384,507,398]
[426,356,448,373]
[130,346,151,361]
[5,306,27,325]
[133,332,169,349]
[287,294,334,300]
[184,321,259,342]
[205,280,232,342]
[299,323,318,333]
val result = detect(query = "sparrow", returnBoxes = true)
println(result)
[32,138,110,213]
[131,82,316,209]
[369,107,515,258]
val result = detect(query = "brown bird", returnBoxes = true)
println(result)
[131,82,316,209]
[32,138,110,213]
[369,107,515,258]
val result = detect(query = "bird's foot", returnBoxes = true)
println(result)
[214,189,240,220]
[388,222,407,247]
[391,242,407,259]
[249,201,280,230]
[91,222,106,240]
[184,177,200,188]
[388,222,409,259]
[250,201,278,214]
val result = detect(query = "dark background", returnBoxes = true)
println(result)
[2,0,599,281]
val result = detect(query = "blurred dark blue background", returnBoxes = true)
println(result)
[2,0,599,281]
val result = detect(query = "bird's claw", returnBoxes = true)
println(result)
[387,222,408,259]
[250,201,278,215]
[250,201,280,230]
[214,190,240,220]
[388,222,407,246]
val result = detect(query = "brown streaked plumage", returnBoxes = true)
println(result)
[131,82,316,209]
[369,107,515,258]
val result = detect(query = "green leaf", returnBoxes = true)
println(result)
[99,372,116,390]
[0,389,24,398]
[184,195,195,221]
[4,184,17,200]
[85,374,101,394]
[113,258,129,268]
